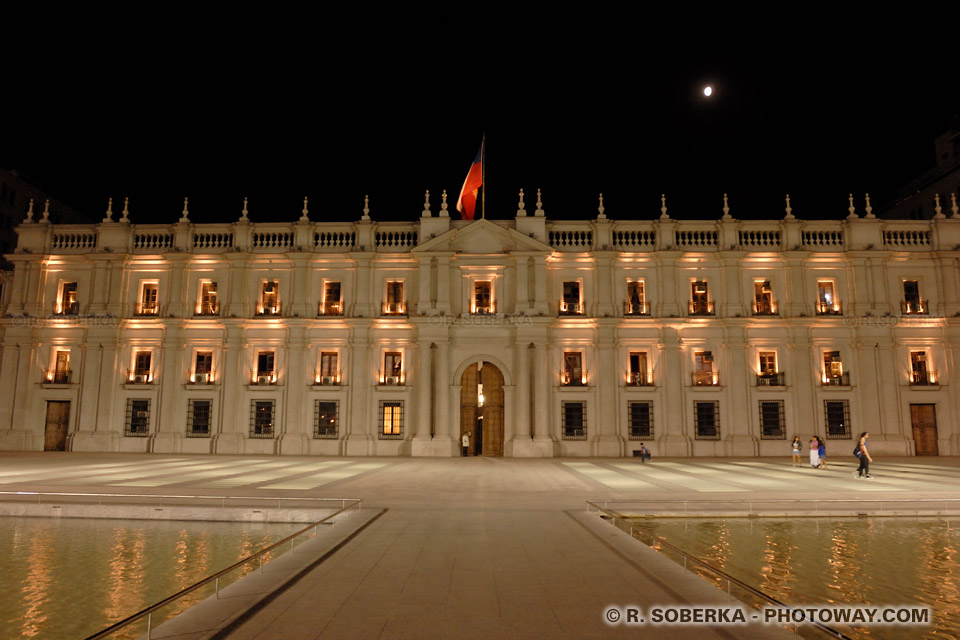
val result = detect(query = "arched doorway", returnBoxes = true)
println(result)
[460,361,504,456]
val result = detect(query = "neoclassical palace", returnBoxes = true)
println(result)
[1,194,959,457]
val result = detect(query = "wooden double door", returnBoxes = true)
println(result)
[44,401,70,451]
[460,362,504,457]
[910,404,939,456]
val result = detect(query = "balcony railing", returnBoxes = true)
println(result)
[255,306,281,317]
[561,371,586,386]
[314,372,342,386]
[196,302,220,316]
[472,303,496,315]
[559,301,583,316]
[381,302,406,316]
[910,370,938,386]
[624,301,649,316]
[757,372,785,386]
[379,370,404,385]
[135,302,159,316]
[45,368,72,384]
[688,300,715,316]
[127,370,153,384]
[319,301,343,316]
[626,371,653,386]
[752,300,778,316]
[822,372,850,386]
[254,373,277,385]
[191,372,214,384]
[56,302,79,315]
[815,301,842,315]
[901,299,929,315]
[692,372,719,386]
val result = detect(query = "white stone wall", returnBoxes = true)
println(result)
[0,211,958,457]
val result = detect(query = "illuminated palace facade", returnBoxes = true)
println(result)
[1,196,959,458]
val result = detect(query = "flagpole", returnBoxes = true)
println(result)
[481,133,486,220]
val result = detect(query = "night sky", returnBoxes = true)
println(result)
[4,43,958,225]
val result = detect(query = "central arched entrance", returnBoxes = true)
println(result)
[460,361,504,456]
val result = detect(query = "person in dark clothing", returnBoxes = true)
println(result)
[854,432,873,478]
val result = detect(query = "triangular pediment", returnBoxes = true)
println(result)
[413,218,552,254]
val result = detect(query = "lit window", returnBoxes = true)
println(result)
[758,351,782,386]
[58,282,78,315]
[560,281,582,315]
[753,281,776,315]
[259,281,280,316]
[473,281,493,314]
[132,351,152,383]
[693,351,717,386]
[382,352,403,385]
[198,281,219,316]
[562,352,584,386]
[138,282,159,315]
[384,281,405,315]
[627,352,650,386]
[689,281,713,315]
[625,281,646,315]
[822,351,848,385]
[51,350,71,384]
[910,351,935,385]
[256,351,276,384]
[902,281,926,314]
[379,401,403,439]
[322,281,342,315]
[317,352,339,385]
[816,281,840,314]
[194,351,213,384]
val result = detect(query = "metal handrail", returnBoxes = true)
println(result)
[587,500,854,639]
[84,498,361,639]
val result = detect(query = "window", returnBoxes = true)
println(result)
[824,400,850,439]
[382,352,403,385]
[822,351,848,385]
[52,351,71,384]
[194,351,213,383]
[560,281,582,315]
[473,280,493,314]
[757,351,783,386]
[902,280,926,314]
[384,281,405,315]
[693,351,717,386]
[759,400,785,439]
[627,401,653,439]
[187,399,212,437]
[314,400,339,439]
[816,280,840,315]
[561,401,587,440]
[627,352,650,386]
[910,351,935,385]
[259,281,280,315]
[132,351,152,383]
[379,401,404,439]
[250,400,275,438]
[625,281,647,315]
[753,281,776,315]
[321,281,342,315]
[689,281,713,315]
[562,352,584,386]
[138,282,159,315]
[256,351,276,384]
[198,281,219,315]
[125,399,150,437]
[317,352,339,385]
[58,282,78,315]
[694,401,720,439]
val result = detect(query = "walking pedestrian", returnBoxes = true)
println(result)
[817,437,827,469]
[854,432,873,478]
[791,436,802,466]
[809,436,820,468]
[461,431,470,457]
[638,443,651,463]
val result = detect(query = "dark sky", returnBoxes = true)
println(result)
[4,42,958,224]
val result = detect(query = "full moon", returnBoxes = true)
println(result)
[703,86,713,97]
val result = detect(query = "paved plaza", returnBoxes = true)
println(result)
[2,453,960,639]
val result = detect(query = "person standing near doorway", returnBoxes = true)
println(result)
[462,432,470,457]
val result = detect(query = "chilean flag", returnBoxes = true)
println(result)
[456,142,483,220]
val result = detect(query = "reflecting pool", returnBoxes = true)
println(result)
[627,517,959,639]
[0,517,296,639]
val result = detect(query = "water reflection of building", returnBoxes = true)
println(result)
[0,196,959,457]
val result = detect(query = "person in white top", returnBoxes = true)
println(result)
[461,432,471,457]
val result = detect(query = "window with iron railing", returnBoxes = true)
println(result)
[692,351,718,386]
[321,281,343,316]
[759,400,785,439]
[58,282,79,315]
[256,352,276,385]
[757,351,784,386]
[250,400,275,438]
[824,400,850,439]
[560,281,583,315]
[314,400,339,439]
[379,401,403,439]
[197,281,219,316]
[316,352,340,385]
[561,401,587,440]
[901,281,927,315]
[627,401,653,439]
[131,351,152,383]
[816,281,841,315]
[193,351,213,384]
[473,280,494,314]
[625,281,648,316]
[626,352,652,386]
[822,351,848,385]
[383,281,405,316]
[694,401,720,440]
[125,399,150,437]
[258,281,280,316]
[381,352,403,385]
[753,281,777,315]
[910,351,936,385]
[52,351,71,384]
[186,399,212,437]
[137,283,159,316]
[689,281,714,316]
[562,352,584,386]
